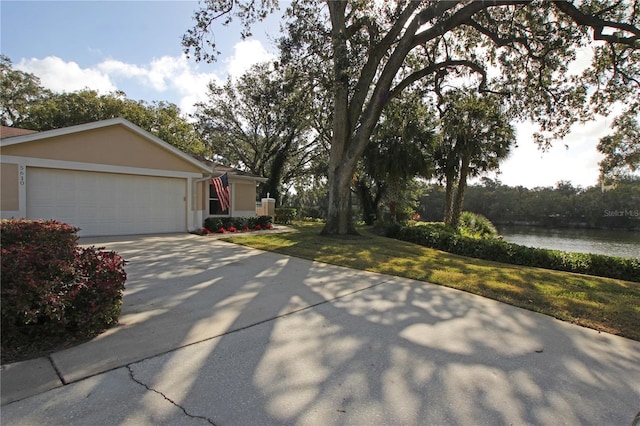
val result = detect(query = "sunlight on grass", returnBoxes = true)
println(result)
[226,222,640,341]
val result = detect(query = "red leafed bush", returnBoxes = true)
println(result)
[1,219,127,362]
[65,247,127,337]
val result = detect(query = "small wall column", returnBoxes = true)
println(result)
[261,197,275,217]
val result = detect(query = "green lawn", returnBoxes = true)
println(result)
[225,221,640,341]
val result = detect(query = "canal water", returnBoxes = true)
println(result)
[498,226,640,259]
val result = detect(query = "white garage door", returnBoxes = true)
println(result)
[27,168,187,236]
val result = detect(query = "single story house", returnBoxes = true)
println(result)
[0,118,268,236]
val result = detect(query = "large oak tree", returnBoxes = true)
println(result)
[183,0,640,235]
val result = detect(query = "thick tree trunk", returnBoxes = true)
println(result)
[322,2,357,235]
[322,3,422,235]
[322,163,357,234]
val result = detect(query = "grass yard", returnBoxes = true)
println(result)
[225,221,640,341]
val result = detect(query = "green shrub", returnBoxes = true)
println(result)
[275,207,297,224]
[203,216,273,232]
[203,217,224,232]
[393,223,639,282]
[256,215,273,229]
[1,219,126,362]
[299,207,324,220]
[458,212,499,239]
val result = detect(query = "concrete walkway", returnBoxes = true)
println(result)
[1,233,639,425]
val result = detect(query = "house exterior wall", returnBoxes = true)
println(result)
[0,123,208,232]
[1,162,19,212]
[0,125,203,174]
[233,181,257,216]
[1,120,266,233]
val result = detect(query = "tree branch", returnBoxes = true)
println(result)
[553,1,640,46]
[412,1,530,47]
[388,59,505,100]
[347,2,422,129]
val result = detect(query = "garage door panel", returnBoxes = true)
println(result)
[27,168,186,236]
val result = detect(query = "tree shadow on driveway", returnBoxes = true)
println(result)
[118,236,639,425]
[2,233,639,425]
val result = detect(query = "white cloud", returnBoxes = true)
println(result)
[225,39,276,79]
[14,55,222,118]
[97,59,147,80]
[16,56,116,93]
[12,38,275,118]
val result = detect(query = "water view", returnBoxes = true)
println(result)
[498,226,640,259]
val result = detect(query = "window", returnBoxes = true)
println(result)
[209,183,229,215]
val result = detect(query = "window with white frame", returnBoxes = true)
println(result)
[209,183,230,215]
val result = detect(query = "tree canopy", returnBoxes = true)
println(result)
[598,110,640,180]
[434,90,515,227]
[192,62,321,201]
[0,55,48,126]
[184,1,639,235]
[356,91,435,225]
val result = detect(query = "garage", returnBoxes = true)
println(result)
[1,118,212,236]
[26,168,187,236]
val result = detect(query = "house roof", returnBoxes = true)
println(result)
[191,154,268,182]
[0,118,211,173]
[0,126,38,139]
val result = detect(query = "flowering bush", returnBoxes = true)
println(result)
[255,224,262,230]
[1,219,127,363]
[217,227,226,233]
[228,226,237,232]
[203,216,273,233]
[193,228,211,235]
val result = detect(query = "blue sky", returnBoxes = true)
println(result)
[1,1,615,189]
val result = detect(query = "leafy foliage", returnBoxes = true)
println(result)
[275,207,297,224]
[184,0,640,235]
[1,219,126,363]
[193,62,322,201]
[420,178,640,230]
[0,55,48,126]
[356,92,435,225]
[434,90,516,227]
[457,211,500,239]
[203,215,273,232]
[598,110,640,180]
[392,222,639,282]
[1,57,205,155]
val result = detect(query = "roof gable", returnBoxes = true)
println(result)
[0,118,210,173]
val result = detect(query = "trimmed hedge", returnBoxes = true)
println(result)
[203,215,273,233]
[1,219,127,362]
[389,223,640,282]
[275,207,297,224]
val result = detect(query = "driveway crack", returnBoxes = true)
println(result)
[126,365,216,425]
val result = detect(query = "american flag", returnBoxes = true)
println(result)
[212,173,230,211]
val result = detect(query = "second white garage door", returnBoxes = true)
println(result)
[27,167,187,236]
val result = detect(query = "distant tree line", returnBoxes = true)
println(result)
[418,177,640,230]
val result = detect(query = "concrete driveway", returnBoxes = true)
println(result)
[1,233,639,425]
